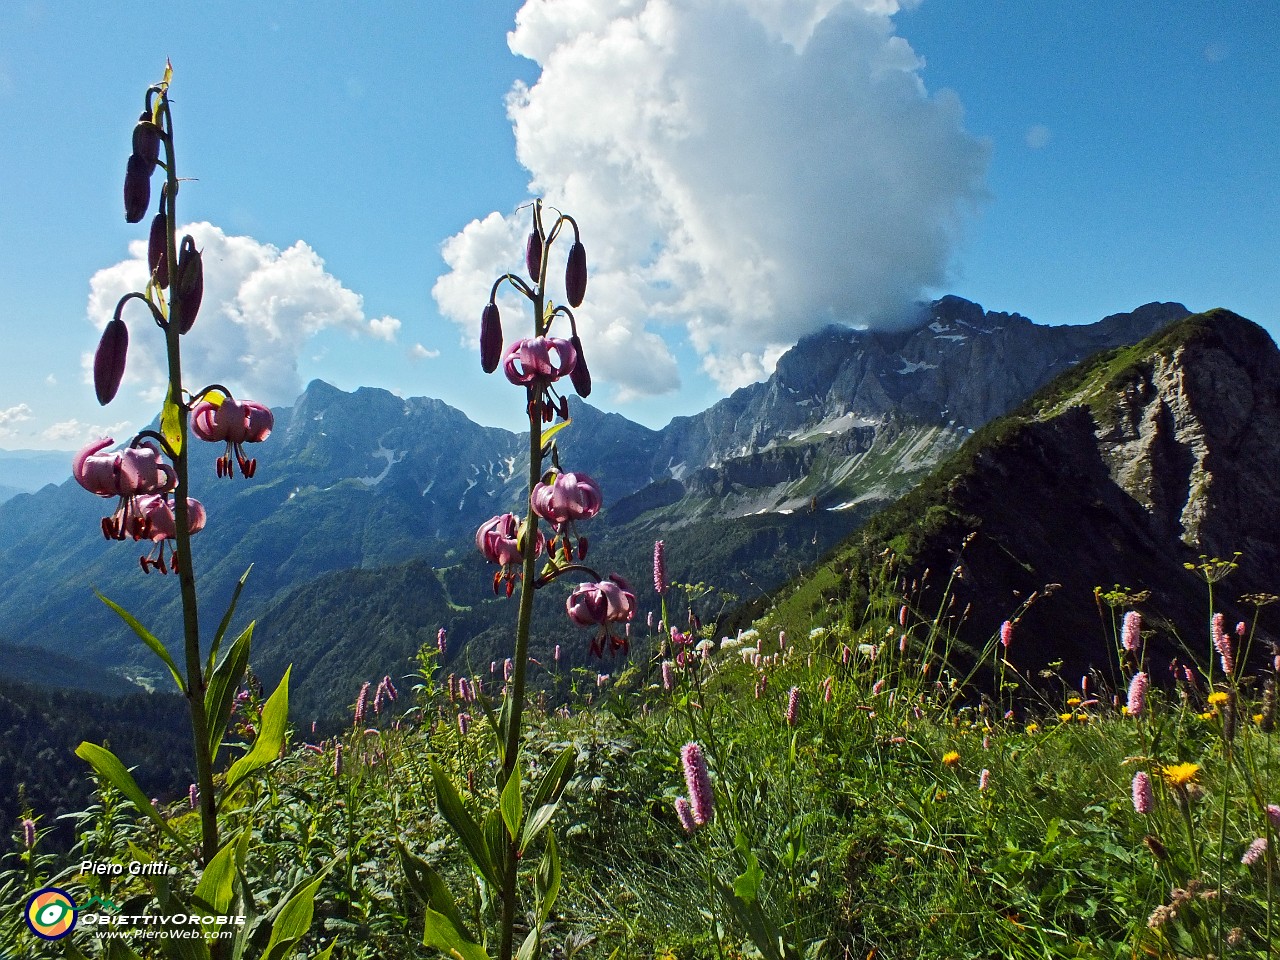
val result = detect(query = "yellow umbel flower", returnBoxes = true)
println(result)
[942,751,961,766]
[1207,691,1229,706]
[1162,762,1201,787]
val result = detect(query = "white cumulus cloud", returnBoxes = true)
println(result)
[411,343,441,360]
[434,0,987,397]
[44,418,133,445]
[85,223,401,406]
[0,403,33,439]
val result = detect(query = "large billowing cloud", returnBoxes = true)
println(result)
[434,0,988,397]
[85,223,401,407]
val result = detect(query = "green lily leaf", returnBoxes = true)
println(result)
[223,666,290,802]
[98,593,184,695]
[75,742,192,856]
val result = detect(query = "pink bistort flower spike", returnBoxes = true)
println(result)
[1132,772,1153,814]
[785,686,800,727]
[1121,610,1142,653]
[653,540,667,594]
[674,797,698,835]
[1000,620,1013,649]
[22,818,35,850]
[1127,672,1148,717]
[681,742,714,826]
[979,769,991,792]
[1242,838,1268,866]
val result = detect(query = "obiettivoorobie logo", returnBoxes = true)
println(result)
[24,887,78,940]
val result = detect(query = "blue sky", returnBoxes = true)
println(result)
[0,0,1276,450]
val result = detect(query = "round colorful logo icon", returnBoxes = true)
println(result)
[25,887,77,940]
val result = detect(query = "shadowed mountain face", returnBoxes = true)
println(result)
[0,297,1196,714]
[763,309,1280,684]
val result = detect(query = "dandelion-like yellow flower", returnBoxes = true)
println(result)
[1076,713,1091,723]
[1255,713,1265,725]
[1121,705,1130,716]
[1198,711,1215,721]
[1207,691,1229,706]
[1025,723,1039,734]
[1162,762,1201,787]
[942,751,961,766]
[1067,697,1082,706]
[1059,712,1073,723]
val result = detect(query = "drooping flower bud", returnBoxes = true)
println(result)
[525,230,542,282]
[565,241,587,307]
[148,210,169,288]
[132,112,161,175]
[123,154,151,223]
[94,317,129,405]
[175,235,203,333]
[569,334,592,397]
[480,301,503,373]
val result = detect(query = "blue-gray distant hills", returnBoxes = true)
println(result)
[0,297,1199,718]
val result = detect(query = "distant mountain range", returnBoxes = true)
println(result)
[761,308,1280,683]
[0,449,74,503]
[0,297,1197,718]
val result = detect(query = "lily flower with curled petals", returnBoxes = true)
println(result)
[74,438,179,542]
[502,336,577,423]
[566,575,636,657]
[191,398,274,478]
[476,513,546,596]
[130,494,206,574]
[531,471,601,561]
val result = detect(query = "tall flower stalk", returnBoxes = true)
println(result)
[415,199,625,960]
[72,64,323,958]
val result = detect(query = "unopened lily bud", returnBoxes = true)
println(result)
[132,112,161,175]
[569,334,592,397]
[123,154,151,223]
[148,211,169,288]
[525,230,542,282]
[565,241,587,307]
[175,235,203,333]
[480,301,503,373]
[94,317,129,405]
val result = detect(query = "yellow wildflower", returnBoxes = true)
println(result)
[1025,723,1039,734]
[1059,713,1073,723]
[1198,711,1215,721]
[942,751,961,766]
[1067,697,1082,706]
[1255,713,1265,725]
[1162,762,1200,787]
[1075,713,1091,723]
[1207,691,1229,706]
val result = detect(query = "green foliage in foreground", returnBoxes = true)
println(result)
[3,577,1278,959]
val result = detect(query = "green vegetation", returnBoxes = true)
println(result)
[4,558,1275,958]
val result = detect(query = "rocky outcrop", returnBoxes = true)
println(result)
[796,309,1280,679]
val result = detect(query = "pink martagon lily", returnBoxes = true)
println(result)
[502,337,577,387]
[73,438,176,498]
[191,398,273,478]
[530,471,602,527]
[476,513,546,596]
[131,494,206,573]
[566,575,636,657]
